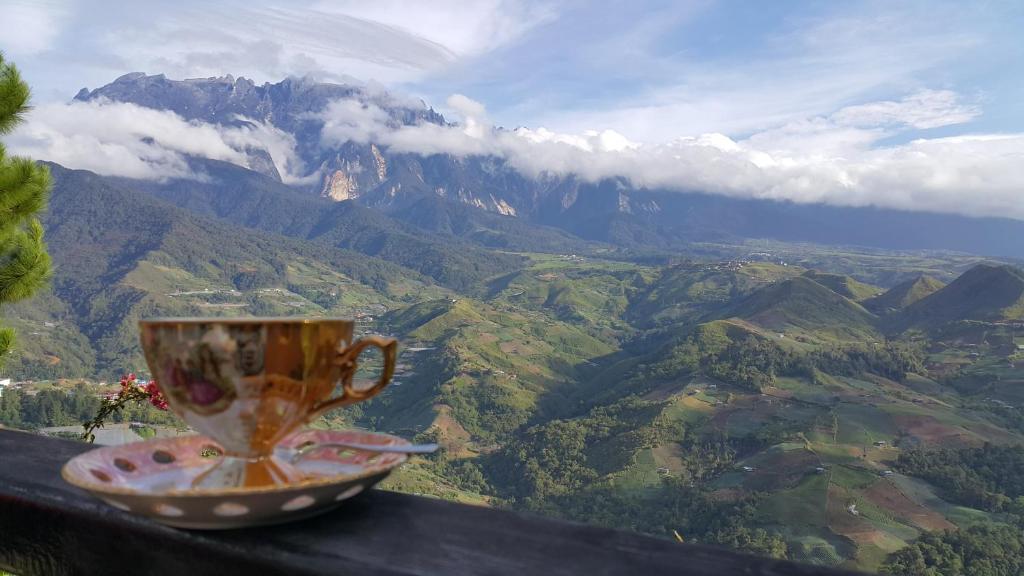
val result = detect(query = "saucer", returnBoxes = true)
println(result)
[61,429,409,529]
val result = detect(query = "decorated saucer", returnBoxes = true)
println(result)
[62,429,409,529]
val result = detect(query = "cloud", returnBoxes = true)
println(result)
[518,5,987,143]
[101,6,454,86]
[318,88,1024,220]
[8,99,315,183]
[310,0,558,57]
[745,90,982,156]
[0,0,71,55]
[831,90,981,130]
[12,83,1021,222]
[71,0,557,88]
[318,100,394,147]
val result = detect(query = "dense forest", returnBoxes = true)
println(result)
[0,384,176,430]
[628,324,926,395]
[879,445,1024,575]
[883,524,1024,576]
[896,445,1024,515]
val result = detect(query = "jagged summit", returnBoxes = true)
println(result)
[74,72,440,123]
[115,71,149,82]
[75,72,451,190]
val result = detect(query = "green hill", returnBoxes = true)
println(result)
[487,254,650,342]
[2,164,445,379]
[369,296,616,445]
[116,159,526,293]
[864,275,945,313]
[896,264,1024,331]
[801,270,881,301]
[628,261,799,327]
[487,342,1017,571]
[725,276,880,342]
[391,196,603,255]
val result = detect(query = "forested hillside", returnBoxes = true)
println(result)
[6,161,1024,573]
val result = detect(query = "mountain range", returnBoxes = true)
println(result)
[74,72,1024,260]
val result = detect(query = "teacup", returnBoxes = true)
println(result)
[139,317,397,488]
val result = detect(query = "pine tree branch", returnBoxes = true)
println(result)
[0,158,50,224]
[0,218,51,302]
[0,327,13,363]
[0,53,50,370]
[0,53,31,135]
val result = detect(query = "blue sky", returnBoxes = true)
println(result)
[3,0,1024,218]
[3,0,1021,140]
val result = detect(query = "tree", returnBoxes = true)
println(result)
[0,386,22,426]
[883,524,1024,576]
[0,52,52,363]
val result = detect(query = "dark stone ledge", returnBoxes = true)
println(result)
[0,429,864,576]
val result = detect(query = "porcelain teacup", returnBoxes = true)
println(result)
[139,317,397,488]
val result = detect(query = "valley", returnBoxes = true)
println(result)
[6,185,1021,572]
[3,72,1024,574]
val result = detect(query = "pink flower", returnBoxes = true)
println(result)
[144,381,169,411]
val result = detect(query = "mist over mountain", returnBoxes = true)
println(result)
[13,72,1019,261]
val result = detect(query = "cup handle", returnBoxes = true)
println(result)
[307,335,398,421]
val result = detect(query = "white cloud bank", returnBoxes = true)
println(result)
[8,99,313,184]
[9,88,1023,221]
[319,89,1024,220]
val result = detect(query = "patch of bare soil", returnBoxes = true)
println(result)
[862,480,955,532]
[827,485,876,543]
[651,443,685,472]
[893,415,972,447]
[431,404,474,457]
[743,449,819,492]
